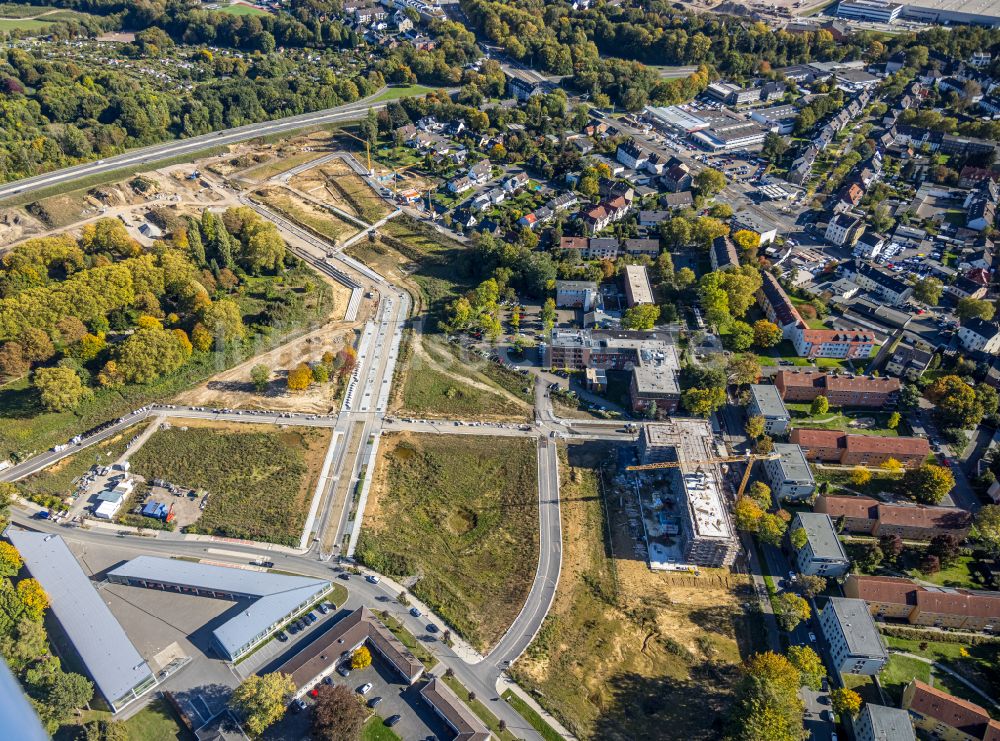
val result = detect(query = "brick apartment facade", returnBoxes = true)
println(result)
[845,575,1000,632]
[789,429,929,468]
[904,679,1000,740]
[814,495,972,541]
[774,370,900,407]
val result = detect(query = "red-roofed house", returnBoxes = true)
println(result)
[903,679,1000,739]
[774,370,900,407]
[789,429,929,467]
[845,575,1000,632]
[814,496,972,540]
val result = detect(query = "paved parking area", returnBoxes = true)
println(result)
[262,653,450,741]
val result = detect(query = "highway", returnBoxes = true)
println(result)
[0,88,394,202]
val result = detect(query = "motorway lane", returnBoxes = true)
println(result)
[0,89,394,202]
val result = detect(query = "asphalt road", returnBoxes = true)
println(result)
[0,88,395,202]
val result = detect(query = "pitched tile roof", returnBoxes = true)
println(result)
[906,680,999,739]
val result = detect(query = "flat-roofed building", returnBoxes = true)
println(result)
[819,597,888,676]
[107,556,331,662]
[277,607,424,695]
[902,0,1000,27]
[420,678,491,741]
[748,384,790,436]
[6,528,156,712]
[903,680,1000,741]
[854,703,916,741]
[623,264,654,307]
[629,342,681,415]
[836,0,902,22]
[815,496,972,541]
[791,512,850,577]
[763,443,816,501]
[690,109,769,152]
[750,104,799,135]
[555,280,599,311]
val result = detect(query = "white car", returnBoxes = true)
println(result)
[358,683,373,695]
[365,575,380,584]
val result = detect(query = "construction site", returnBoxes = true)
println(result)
[610,419,763,572]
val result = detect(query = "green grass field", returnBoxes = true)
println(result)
[880,654,931,702]
[785,404,902,436]
[356,434,538,651]
[502,690,563,741]
[813,466,903,497]
[216,2,269,15]
[442,675,518,741]
[904,554,986,590]
[399,364,529,420]
[361,716,402,741]
[0,18,49,30]
[373,85,436,102]
[124,697,193,740]
[128,424,331,546]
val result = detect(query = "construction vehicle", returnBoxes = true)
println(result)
[626,451,781,499]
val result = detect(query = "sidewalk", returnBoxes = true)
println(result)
[497,674,577,740]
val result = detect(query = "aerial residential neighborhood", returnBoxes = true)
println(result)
[0,0,999,740]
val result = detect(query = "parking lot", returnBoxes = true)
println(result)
[261,643,450,741]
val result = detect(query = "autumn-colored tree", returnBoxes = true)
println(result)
[790,526,808,551]
[902,463,955,505]
[734,497,765,532]
[287,363,313,392]
[758,512,789,547]
[733,651,804,741]
[752,319,782,348]
[786,645,825,690]
[881,458,904,473]
[727,353,762,385]
[810,395,829,415]
[54,316,88,346]
[887,412,901,430]
[173,329,193,360]
[136,315,163,330]
[774,592,811,632]
[745,415,766,440]
[17,578,49,620]
[0,342,29,379]
[191,322,213,352]
[0,542,23,576]
[850,466,873,487]
[350,645,372,670]
[830,687,862,718]
[75,333,107,361]
[312,684,366,741]
[312,364,330,383]
[33,366,91,412]
[229,673,295,737]
[748,481,772,508]
[19,327,55,363]
[732,229,760,254]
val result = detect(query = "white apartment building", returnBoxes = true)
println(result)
[819,597,889,676]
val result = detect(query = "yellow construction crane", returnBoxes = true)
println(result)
[626,451,781,500]
[338,128,373,176]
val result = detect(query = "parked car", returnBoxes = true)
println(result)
[318,602,331,615]
[369,696,383,708]
[366,575,380,584]
[337,665,351,678]
[358,683,373,695]
[409,607,422,617]
[386,715,401,727]
[427,624,439,633]
[323,676,334,685]
[808,632,816,643]
[276,631,288,642]
[292,699,307,712]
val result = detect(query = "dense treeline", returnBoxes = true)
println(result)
[0,42,382,182]
[0,206,322,416]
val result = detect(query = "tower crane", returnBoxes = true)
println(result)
[626,451,781,500]
[337,128,374,176]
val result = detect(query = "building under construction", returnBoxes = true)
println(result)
[635,420,739,569]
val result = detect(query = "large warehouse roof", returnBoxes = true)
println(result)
[6,528,154,710]
[107,556,330,659]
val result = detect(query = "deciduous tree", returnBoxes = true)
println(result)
[287,363,313,392]
[902,463,955,505]
[33,366,91,412]
[621,304,660,330]
[753,319,782,348]
[774,592,811,632]
[312,684,366,741]
[786,645,824,690]
[973,505,1000,558]
[810,396,829,415]
[728,353,762,385]
[230,673,295,737]
[251,364,271,392]
[0,542,23,577]
[350,646,372,670]
[746,415,766,440]
[830,687,861,718]
[850,467,872,487]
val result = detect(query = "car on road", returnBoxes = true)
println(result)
[409,607,422,617]
[386,715,401,727]
[358,683,373,695]
[808,632,816,643]
[338,572,350,580]
[366,575,380,584]
[368,696,383,708]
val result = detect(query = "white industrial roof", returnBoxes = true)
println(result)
[107,556,330,658]
[6,528,153,708]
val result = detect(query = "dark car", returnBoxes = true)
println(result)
[288,623,300,634]
[385,715,401,727]
[368,696,383,708]
[323,676,334,685]
[426,623,439,633]
[337,665,351,678]
[276,631,289,642]
[338,573,350,580]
